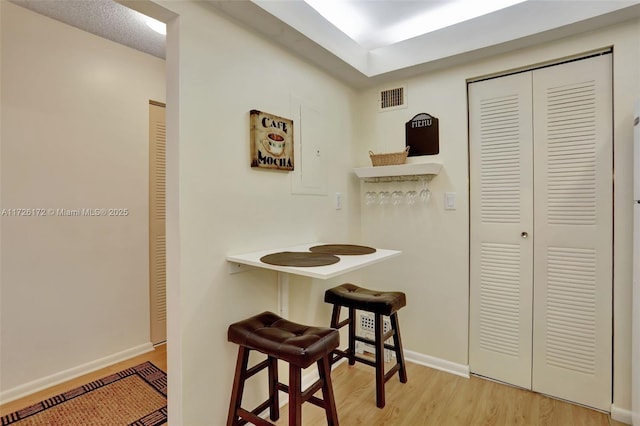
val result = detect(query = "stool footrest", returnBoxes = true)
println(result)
[237,404,273,426]
[353,355,377,368]
[354,335,398,352]
[335,318,350,329]
[331,349,378,368]
[330,350,348,364]
[384,364,401,383]
[277,378,326,407]
[331,349,381,367]
[245,358,270,379]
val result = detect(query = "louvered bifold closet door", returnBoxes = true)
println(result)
[531,54,612,411]
[149,102,167,345]
[469,72,534,389]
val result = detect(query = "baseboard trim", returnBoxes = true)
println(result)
[0,342,154,405]
[296,351,469,398]
[404,349,470,378]
[611,404,633,425]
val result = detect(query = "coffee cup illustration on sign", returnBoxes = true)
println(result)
[250,109,294,171]
[262,132,286,156]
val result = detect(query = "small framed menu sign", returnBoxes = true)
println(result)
[250,109,294,171]
[405,112,439,156]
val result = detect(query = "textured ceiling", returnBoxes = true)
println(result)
[9,0,166,59]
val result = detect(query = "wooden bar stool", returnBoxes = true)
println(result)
[324,283,407,408]
[226,311,340,426]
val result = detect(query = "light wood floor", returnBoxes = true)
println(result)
[273,360,627,426]
[0,346,627,425]
[0,343,167,416]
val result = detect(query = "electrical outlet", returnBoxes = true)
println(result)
[336,192,343,210]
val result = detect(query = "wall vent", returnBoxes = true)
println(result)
[378,85,407,112]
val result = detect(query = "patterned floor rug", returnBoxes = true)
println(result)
[1,362,167,426]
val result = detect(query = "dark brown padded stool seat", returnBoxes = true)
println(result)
[227,311,340,426]
[324,283,406,316]
[324,283,407,408]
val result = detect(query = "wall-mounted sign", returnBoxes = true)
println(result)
[405,113,439,156]
[250,109,294,171]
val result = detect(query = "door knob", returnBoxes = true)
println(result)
[521,232,529,238]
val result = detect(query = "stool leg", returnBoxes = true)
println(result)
[348,307,356,365]
[330,304,341,329]
[330,305,344,366]
[227,346,250,426]
[268,356,280,420]
[390,312,408,383]
[289,364,302,426]
[318,355,339,426]
[374,313,385,408]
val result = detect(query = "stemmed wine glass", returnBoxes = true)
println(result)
[405,176,418,205]
[391,178,404,205]
[378,177,392,205]
[419,176,431,203]
[365,190,378,206]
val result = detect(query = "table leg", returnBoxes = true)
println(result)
[278,272,289,318]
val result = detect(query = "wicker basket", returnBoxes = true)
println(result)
[369,146,410,166]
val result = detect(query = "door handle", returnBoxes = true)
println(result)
[521,232,529,239]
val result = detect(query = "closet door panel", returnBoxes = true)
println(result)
[469,72,534,389]
[149,102,167,345]
[531,54,612,411]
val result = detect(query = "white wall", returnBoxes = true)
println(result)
[356,18,640,416]
[0,1,165,400]
[157,2,359,424]
[357,72,470,366]
[158,3,638,422]
[3,0,638,422]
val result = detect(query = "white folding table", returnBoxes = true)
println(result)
[227,242,401,317]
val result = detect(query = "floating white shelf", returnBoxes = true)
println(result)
[353,162,442,179]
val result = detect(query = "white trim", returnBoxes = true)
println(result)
[0,342,154,405]
[295,351,469,404]
[290,350,468,409]
[611,404,632,424]
[404,349,470,378]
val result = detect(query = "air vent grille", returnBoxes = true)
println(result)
[379,86,406,111]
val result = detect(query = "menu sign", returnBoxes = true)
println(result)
[250,109,294,171]
[405,113,439,156]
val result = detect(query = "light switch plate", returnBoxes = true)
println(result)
[445,192,456,210]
